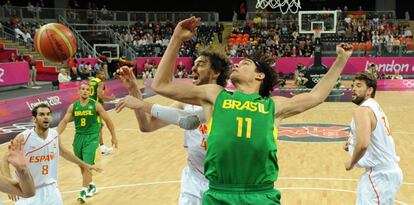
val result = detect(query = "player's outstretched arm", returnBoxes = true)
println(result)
[116,94,203,131]
[115,66,170,132]
[114,66,140,95]
[151,16,221,106]
[57,104,74,135]
[96,103,118,148]
[273,44,353,119]
[0,138,35,198]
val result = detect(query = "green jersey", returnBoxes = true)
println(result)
[205,90,278,185]
[89,78,104,105]
[73,99,100,134]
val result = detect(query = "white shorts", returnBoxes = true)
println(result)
[356,164,403,205]
[15,183,63,205]
[179,165,209,205]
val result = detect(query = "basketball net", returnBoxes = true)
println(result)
[313,28,322,45]
[313,28,321,39]
[256,0,301,14]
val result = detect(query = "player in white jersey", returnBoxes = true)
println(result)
[114,50,232,204]
[1,103,101,205]
[0,139,35,203]
[344,72,403,205]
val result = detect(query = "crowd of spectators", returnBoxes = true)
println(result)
[228,8,413,58]
[1,16,42,47]
[111,21,217,57]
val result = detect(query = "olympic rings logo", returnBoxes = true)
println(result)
[312,77,321,83]
[402,80,414,88]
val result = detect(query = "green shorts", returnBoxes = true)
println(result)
[73,133,100,165]
[202,183,281,205]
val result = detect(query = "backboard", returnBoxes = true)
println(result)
[298,10,338,34]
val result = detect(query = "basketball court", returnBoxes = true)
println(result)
[0,79,412,204]
[0,0,413,204]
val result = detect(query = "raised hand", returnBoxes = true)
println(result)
[115,95,145,113]
[172,16,201,42]
[7,139,26,201]
[8,139,26,171]
[336,43,353,58]
[114,66,138,92]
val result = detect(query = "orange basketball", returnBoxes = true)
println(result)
[34,23,77,62]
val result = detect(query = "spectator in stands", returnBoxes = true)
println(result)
[386,33,394,53]
[29,57,37,86]
[58,69,71,83]
[23,28,32,45]
[232,9,238,22]
[8,52,17,62]
[294,63,306,86]
[239,2,246,20]
[77,61,89,80]
[67,57,76,79]
[78,61,84,73]
[94,62,101,73]
[404,27,412,38]
[101,61,110,80]
[17,55,24,61]
[3,0,13,16]
[296,72,308,88]
[100,5,110,18]
[85,62,93,76]
[216,22,224,44]
[367,62,379,79]
[34,2,42,14]
[27,2,35,17]
[253,14,262,25]
[391,70,404,80]
[335,76,342,89]
[176,60,186,72]
[176,61,187,78]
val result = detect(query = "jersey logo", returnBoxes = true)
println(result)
[278,123,350,142]
[28,152,56,163]
[198,124,208,135]
[74,110,94,116]
[222,99,269,114]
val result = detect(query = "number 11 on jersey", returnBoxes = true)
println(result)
[236,117,252,139]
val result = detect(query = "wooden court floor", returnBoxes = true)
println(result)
[1,86,413,204]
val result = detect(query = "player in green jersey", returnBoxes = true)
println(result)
[58,83,118,203]
[151,17,353,204]
[89,69,116,155]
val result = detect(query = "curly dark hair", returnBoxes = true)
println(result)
[354,72,377,97]
[199,50,232,87]
[248,54,278,98]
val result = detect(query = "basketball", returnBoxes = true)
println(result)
[34,23,77,62]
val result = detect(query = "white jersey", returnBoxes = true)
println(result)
[183,104,208,178]
[21,128,59,187]
[348,98,400,168]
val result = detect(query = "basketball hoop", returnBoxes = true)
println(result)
[313,28,322,46]
[256,0,301,14]
[313,28,321,39]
